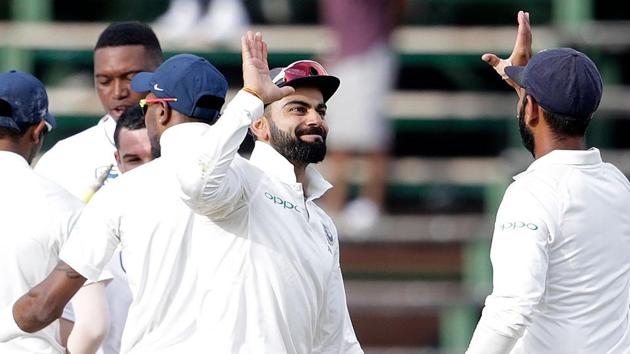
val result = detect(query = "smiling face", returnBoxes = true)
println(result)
[260,87,328,164]
[94,45,159,120]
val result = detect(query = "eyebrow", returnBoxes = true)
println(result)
[95,69,143,78]
[282,100,327,110]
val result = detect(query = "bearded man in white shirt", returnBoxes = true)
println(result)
[173,32,364,353]
[466,11,630,354]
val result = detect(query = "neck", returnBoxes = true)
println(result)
[534,133,586,159]
[292,161,309,191]
[0,140,29,162]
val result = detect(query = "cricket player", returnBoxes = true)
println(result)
[466,11,630,354]
[172,32,363,353]
[0,70,107,354]
[11,54,228,354]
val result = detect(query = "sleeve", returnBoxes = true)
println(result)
[466,182,553,354]
[59,184,121,282]
[175,91,263,217]
[313,237,364,354]
[0,305,27,341]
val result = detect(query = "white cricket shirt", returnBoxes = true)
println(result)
[467,148,630,354]
[0,151,83,354]
[58,143,202,354]
[35,114,120,200]
[173,91,363,353]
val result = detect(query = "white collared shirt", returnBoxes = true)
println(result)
[58,136,202,354]
[173,91,363,353]
[0,151,83,354]
[467,148,630,354]
[35,114,120,200]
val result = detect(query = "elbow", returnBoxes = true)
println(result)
[13,296,64,333]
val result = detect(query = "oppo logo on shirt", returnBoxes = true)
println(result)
[501,221,539,231]
[264,192,302,213]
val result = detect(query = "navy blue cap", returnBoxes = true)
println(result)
[0,70,55,132]
[131,54,227,121]
[505,48,603,118]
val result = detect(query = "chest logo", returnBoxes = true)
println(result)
[264,192,302,213]
[322,223,334,246]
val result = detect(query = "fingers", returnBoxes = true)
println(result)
[481,53,500,67]
[279,86,295,98]
[262,40,269,68]
[241,32,251,63]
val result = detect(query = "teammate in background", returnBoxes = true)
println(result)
[466,11,630,354]
[113,105,153,173]
[34,22,162,354]
[12,54,229,354]
[0,71,107,354]
[59,106,153,354]
[173,32,363,353]
[35,21,163,200]
[320,0,406,237]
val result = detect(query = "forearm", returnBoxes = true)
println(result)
[66,281,110,354]
[13,262,86,333]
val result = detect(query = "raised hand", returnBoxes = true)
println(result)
[241,31,294,104]
[481,11,532,89]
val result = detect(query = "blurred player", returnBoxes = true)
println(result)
[173,32,363,353]
[466,11,630,354]
[12,54,229,354]
[0,70,107,354]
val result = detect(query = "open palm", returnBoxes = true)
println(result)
[241,31,294,104]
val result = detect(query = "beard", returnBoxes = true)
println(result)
[518,114,535,156]
[148,131,161,159]
[268,120,327,164]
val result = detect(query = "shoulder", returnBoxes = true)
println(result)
[32,172,84,212]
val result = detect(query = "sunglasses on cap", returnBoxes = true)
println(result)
[139,97,178,115]
[271,60,328,86]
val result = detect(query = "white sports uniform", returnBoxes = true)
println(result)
[467,148,630,354]
[58,132,205,354]
[174,91,364,353]
[0,151,83,354]
[35,115,129,354]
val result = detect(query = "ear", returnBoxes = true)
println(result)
[30,120,47,144]
[157,101,172,127]
[524,95,540,128]
[250,116,270,142]
[114,150,122,171]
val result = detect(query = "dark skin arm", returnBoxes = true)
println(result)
[13,261,86,333]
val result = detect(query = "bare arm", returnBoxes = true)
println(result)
[66,281,110,354]
[13,261,86,333]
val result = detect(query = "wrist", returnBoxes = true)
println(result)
[242,87,262,101]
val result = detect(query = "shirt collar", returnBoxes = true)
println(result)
[0,151,30,169]
[249,141,332,200]
[100,114,117,147]
[514,147,603,180]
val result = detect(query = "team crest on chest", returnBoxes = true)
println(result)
[322,223,334,246]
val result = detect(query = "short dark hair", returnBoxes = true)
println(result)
[95,21,163,63]
[542,108,591,138]
[114,105,146,149]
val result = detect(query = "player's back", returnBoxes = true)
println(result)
[514,151,630,353]
[60,157,199,354]
[0,151,83,354]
